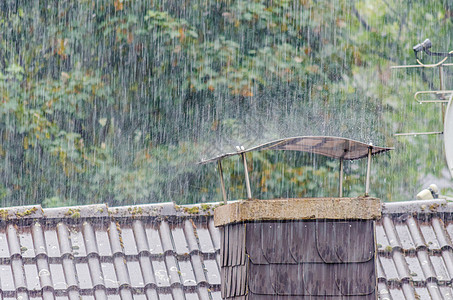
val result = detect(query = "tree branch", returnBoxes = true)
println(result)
[397,11,407,41]
[381,0,398,16]
[352,6,374,32]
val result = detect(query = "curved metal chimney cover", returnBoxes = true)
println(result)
[199,136,393,164]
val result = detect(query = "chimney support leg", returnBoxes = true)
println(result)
[241,153,252,200]
[365,147,372,197]
[218,160,228,204]
[339,158,344,197]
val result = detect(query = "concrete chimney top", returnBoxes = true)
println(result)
[214,196,381,227]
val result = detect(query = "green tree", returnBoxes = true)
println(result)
[0,0,451,206]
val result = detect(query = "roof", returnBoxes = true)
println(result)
[377,199,453,299]
[199,136,393,164]
[0,203,222,300]
[1,199,453,299]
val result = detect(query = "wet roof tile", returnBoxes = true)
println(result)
[0,230,9,258]
[152,259,171,287]
[23,263,40,290]
[0,264,14,291]
[204,258,221,285]
[379,255,400,281]
[75,262,93,289]
[138,255,155,286]
[184,219,201,253]
[392,251,410,280]
[126,259,144,287]
[145,223,164,255]
[159,221,174,254]
[131,220,148,254]
[440,286,453,299]
[171,225,190,255]
[100,262,118,288]
[178,259,197,286]
[432,217,451,249]
[405,255,425,281]
[50,263,66,289]
[121,225,138,255]
[394,222,415,250]
[94,226,112,257]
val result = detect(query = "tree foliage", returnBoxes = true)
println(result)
[0,0,452,206]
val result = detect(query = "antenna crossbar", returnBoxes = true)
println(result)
[414,90,453,103]
[394,131,443,136]
[391,63,453,69]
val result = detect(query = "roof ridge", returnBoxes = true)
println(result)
[0,202,225,220]
[2,198,452,221]
[382,198,452,214]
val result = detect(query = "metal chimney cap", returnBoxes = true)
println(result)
[199,136,393,164]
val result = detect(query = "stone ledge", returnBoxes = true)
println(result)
[214,197,381,227]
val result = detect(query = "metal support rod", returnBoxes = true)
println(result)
[217,160,227,204]
[241,153,252,200]
[339,158,344,197]
[414,90,453,103]
[439,66,445,95]
[394,131,443,136]
[390,63,453,69]
[440,66,446,121]
[365,148,372,197]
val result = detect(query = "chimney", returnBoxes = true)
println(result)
[214,197,381,299]
[200,136,391,300]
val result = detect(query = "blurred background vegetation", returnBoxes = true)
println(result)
[0,0,452,207]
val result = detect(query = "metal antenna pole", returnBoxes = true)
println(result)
[440,66,447,122]
[339,158,344,197]
[241,153,252,200]
[217,160,227,204]
[365,148,372,197]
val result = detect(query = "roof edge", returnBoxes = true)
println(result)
[0,202,227,221]
[3,198,452,221]
[381,199,452,214]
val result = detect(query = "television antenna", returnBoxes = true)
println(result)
[391,39,453,178]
